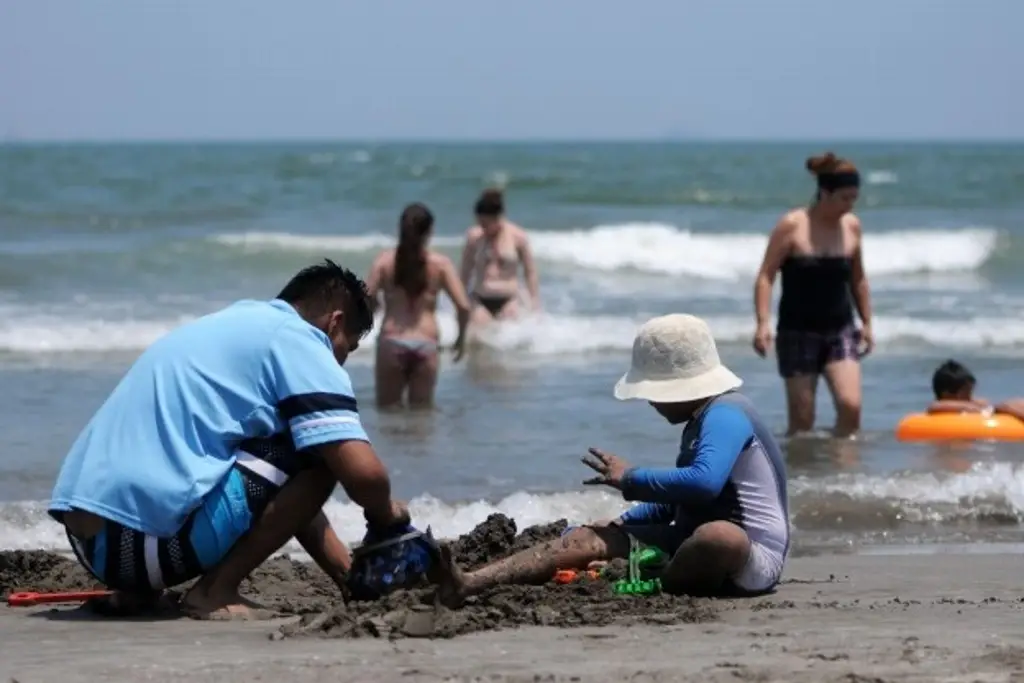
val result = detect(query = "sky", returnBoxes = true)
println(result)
[2,0,1022,141]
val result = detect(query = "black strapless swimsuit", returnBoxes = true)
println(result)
[774,255,862,377]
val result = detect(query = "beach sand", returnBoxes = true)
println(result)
[2,517,1023,682]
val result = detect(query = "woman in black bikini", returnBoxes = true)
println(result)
[752,152,874,438]
[459,188,541,326]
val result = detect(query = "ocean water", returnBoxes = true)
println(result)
[1,141,1023,556]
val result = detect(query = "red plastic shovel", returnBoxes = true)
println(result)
[6,590,112,607]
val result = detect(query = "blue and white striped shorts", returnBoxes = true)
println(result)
[66,434,315,592]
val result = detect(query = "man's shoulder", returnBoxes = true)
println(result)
[262,316,356,396]
[228,298,296,322]
[265,311,332,353]
[196,299,294,333]
[216,299,324,347]
[148,300,320,374]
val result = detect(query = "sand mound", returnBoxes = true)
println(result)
[275,514,716,640]
[0,513,717,639]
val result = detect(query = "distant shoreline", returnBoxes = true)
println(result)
[3,137,1023,147]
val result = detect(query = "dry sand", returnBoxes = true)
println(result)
[2,516,1024,682]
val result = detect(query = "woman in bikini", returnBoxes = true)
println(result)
[459,188,541,326]
[366,203,471,409]
[752,152,874,438]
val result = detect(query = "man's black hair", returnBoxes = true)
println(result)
[277,259,374,337]
[932,359,975,399]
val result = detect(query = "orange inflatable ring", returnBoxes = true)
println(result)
[895,412,1024,442]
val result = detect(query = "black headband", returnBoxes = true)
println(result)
[817,171,860,192]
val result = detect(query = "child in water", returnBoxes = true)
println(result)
[927,359,1024,420]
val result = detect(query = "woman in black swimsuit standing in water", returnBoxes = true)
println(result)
[459,188,541,327]
[752,152,874,438]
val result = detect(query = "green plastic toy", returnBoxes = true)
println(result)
[612,537,668,595]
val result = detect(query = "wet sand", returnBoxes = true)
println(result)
[3,518,1024,682]
[0,516,716,636]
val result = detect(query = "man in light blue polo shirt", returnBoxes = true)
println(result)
[49,259,410,619]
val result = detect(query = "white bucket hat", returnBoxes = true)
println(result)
[614,313,743,403]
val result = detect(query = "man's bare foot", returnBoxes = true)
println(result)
[180,584,280,621]
[432,543,471,609]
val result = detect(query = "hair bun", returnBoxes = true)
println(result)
[805,152,839,175]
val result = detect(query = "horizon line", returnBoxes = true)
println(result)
[2,135,1023,146]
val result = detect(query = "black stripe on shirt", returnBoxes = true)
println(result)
[278,392,358,421]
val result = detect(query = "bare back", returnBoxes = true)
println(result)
[370,249,458,341]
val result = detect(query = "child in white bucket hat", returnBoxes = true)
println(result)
[613,313,743,404]
[433,314,791,606]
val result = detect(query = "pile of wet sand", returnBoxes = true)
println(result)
[1,548,97,595]
[1,514,717,639]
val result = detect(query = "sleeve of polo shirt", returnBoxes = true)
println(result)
[266,322,371,452]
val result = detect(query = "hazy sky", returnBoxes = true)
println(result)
[2,0,1021,141]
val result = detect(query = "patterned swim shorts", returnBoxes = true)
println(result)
[66,434,316,593]
[775,325,862,378]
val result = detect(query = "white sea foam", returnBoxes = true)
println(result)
[5,462,1024,551]
[4,308,1024,358]
[213,223,998,280]
[866,170,899,185]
